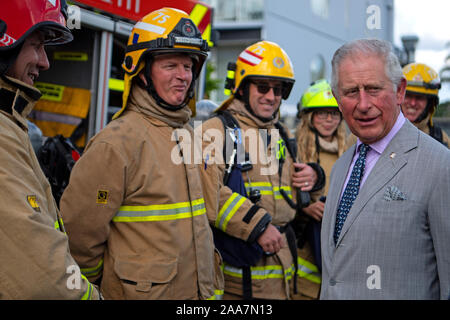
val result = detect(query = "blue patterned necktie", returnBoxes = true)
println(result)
[334,143,370,245]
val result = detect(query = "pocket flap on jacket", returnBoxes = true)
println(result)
[114,256,178,284]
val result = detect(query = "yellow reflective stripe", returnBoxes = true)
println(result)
[244,182,292,199]
[113,198,206,222]
[203,23,213,47]
[189,4,208,26]
[80,274,93,300]
[216,193,246,232]
[81,258,104,278]
[297,257,322,284]
[298,256,319,272]
[215,289,224,300]
[109,78,124,92]
[249,189,273,196]
[284,264,295,281]
[119,198,204,212]
[273,186,292,200]
[54,218,67,235]
[189,4,213,47]
[245,182,273,196]
[207,289,224,300]
[245,182,272,188]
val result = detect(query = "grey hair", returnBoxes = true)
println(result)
[331,38,404,98]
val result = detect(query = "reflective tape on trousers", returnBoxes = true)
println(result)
[297,257,321,284]
[223,263,294,280]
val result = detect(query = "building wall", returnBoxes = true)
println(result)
[265,0,394,108]
[208,0,394,116]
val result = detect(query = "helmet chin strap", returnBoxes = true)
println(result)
[413,98,434,124]
[142,62,193,111]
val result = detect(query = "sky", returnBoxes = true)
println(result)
[393,0,450,102]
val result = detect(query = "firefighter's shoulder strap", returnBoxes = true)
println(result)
[216,110,241,184]
[216,109,304,212]
[215,110,258,299]
[215,110,299,296]
[274,121,297,162]
[274,121,299,294]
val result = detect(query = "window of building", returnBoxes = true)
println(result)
[203,0,263,21]
[310,54,326,83]
[310,0,329,19]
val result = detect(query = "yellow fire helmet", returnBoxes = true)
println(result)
[114,7,209,119]
[219,40,295,111]
[403,62,441,98]
[298,79,338,113]
[403,62,441,124]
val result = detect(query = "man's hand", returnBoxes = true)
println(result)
[292,163,317,191]
[302,201,325,222]
[257,224,284,254]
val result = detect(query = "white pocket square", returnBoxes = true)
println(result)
[383,185,407,201]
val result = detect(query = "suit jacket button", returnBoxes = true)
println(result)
[329,279,337,286]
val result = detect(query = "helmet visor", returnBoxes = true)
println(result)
[39,23,73,46]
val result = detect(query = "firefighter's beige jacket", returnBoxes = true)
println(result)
[60,84,223,300]
[291,112,347,299]
[0,76,99,299]
[415,114,449,147]
[200,98,297,299]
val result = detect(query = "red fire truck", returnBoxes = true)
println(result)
[30,0,213,147]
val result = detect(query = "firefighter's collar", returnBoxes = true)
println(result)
[0,75,41,128]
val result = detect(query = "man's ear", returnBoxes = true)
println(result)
[138,71,148,87]
[396,77,407,106]
[332,90,343,113]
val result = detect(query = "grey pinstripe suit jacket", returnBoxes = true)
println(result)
[320,120,450,300]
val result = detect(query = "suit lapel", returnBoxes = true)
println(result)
[335,121,419,246]
[326,144,355,249]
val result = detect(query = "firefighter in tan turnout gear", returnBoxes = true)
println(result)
[401,62,449,147]
[0,0,99,299]
[200,41,325,299]
[292,79,347,300]
[60,8,223,299]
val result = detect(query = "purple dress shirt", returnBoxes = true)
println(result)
[341,112,406,198]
